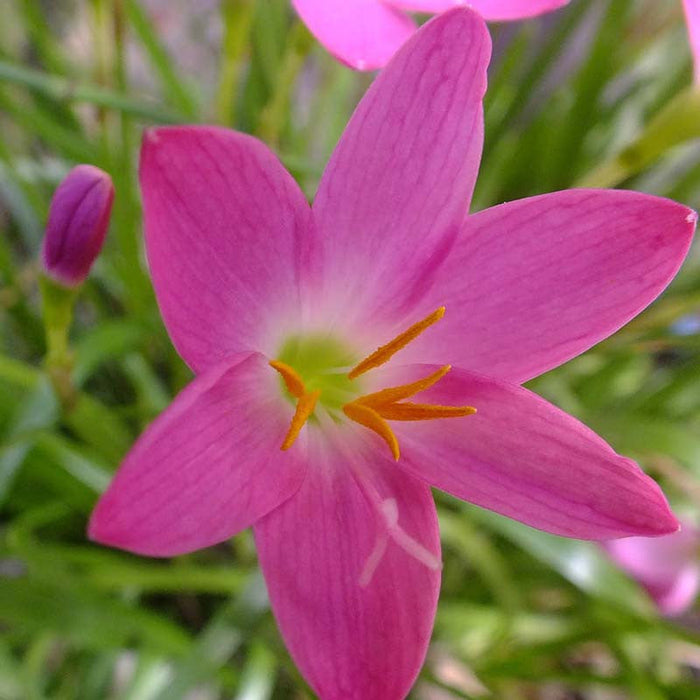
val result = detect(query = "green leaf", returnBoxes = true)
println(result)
[124,0,200,120]
[0,578,190,655]
[469,507,652,616]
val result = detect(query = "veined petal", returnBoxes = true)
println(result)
[683,0,700,85]
[313,9,490,329]
[403,190,696,383]
[385,0,570,21]
[292,0,416,70]
[604,526,700,615]
[393,365,679,540]
[254,436,440,700]
[139,126,316,373]
[89,354,306,557]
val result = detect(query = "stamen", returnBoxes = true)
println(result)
[356,365,452,407]
[376,403,476,421]
[281,390,320,450]
[343,403,400,461]
[348,306,446,379]
[343,365,476,461]
[269,360,306,398]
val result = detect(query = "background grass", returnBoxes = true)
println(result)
[1,0,699,697]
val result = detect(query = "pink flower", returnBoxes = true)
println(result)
[41,165,114,287]
[604,524,700,615]
[683,0,700,84]
[292,0,569,69]
[89,10,695,699]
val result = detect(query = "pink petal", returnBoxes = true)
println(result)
[312,8,490,329]
[390,365,679,540]
[139,126,315,373]
[386,0,569,21]
[89,354,306,556]
[683,0,700,85]
[402,190,696,383]
[254,436,441,700]
[292,0,415,70]
[604,525,700,615]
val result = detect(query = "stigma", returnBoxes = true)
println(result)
[270,307,476,459]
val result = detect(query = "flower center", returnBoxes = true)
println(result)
[270,307,476,459]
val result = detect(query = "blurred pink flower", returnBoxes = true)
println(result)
[89,10,696,699]
[292,0,570,69]
[41,165,114,287]
[604,525,700,615]
[683,0,700,84]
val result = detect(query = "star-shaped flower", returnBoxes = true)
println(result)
[89,10,695,699]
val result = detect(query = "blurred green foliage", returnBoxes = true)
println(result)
[0,0,699,697]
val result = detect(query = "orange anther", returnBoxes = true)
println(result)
[270,359,306,399]
[343,402,400,461]
[348,307,445,380]
[281,390,320,451]
[343,363,475,461]
[356,365,452,407]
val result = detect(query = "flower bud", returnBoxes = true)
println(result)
[41,165,114,287]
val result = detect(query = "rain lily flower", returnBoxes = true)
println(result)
[89,9,696,699]
[683,0,700,84]
[292,0,569,69]
[604,524,700,615]
[41,165,114,287]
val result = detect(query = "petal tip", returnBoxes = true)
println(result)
[648,508,681,538]
[351,57,377,71]
[140,128,169,171]
[140,126,188,159]
[142,127,163,150]
[143,126,165,142]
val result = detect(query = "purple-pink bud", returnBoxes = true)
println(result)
[41,165,114,287]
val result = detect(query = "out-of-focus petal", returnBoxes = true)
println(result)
[292,0,416,70]
[386,0,569,21]
[604,525,700,615]
[683,0,700,85]
[254,435,440,700]
[402,190,696,383]
[389,365,679,540]
[139,126,316,373]
[89,354,306,556]
[313,9,490,333]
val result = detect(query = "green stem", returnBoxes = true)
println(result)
[256,21,313,146]
[0,59,183,124]
[39,276,77,409]
[124,0,199,119]
[110,0,152,313]
[216,0,254,126]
